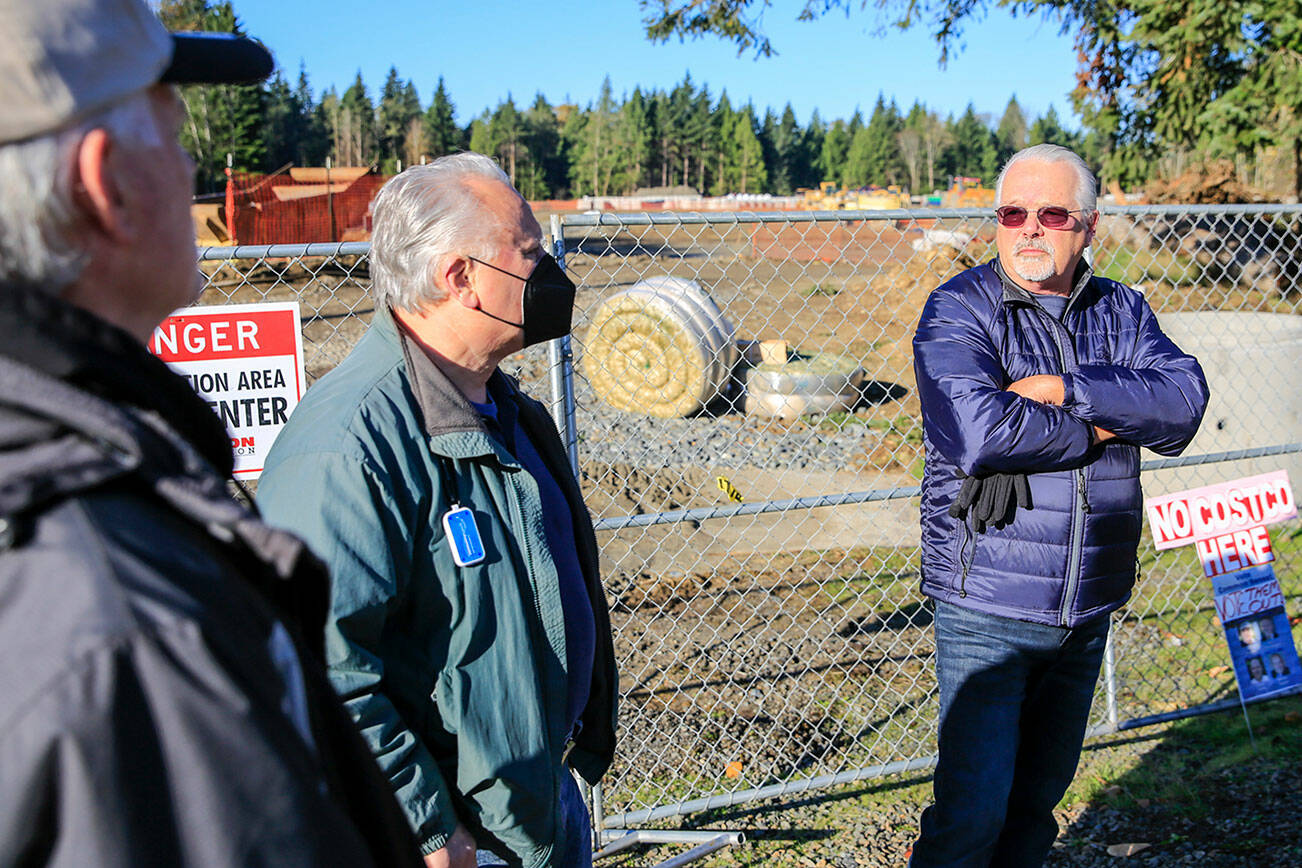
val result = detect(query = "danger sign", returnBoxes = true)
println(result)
[150,302,306,479]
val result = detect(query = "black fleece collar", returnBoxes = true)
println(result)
[0,283,234,478]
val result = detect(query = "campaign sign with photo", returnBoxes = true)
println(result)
[1212,564,1302,701]
[149,302,306,479]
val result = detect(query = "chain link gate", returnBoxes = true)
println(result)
[197,203,1302,862]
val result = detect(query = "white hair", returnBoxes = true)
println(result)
[995,143,1097,215]
[368,152,515,312]
[0,92,163,291]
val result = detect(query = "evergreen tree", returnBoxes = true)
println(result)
[569,77,623,196]
[1195,0,1302,196]
[921,109,953,191]
[422,77,461,160]
[995,96,1028,164]
[375,70,422,172]
[758,108,782,194]
[467,111,492,161]
[818,119,850,184]
[490,96,526,183]
[295,65,330,166]
[158,0,264,191]
[843,125,873,187]
[666,75,698,187]
[336,72,377,166]
[709,91,735,195]
[261,71,299,172]
[621,87,654,192]
[847,108,865,140]
[945,104,998,181]
[861,95,908,186]
[559,103,589,193]
[799,110,826,190]
[649,90,674,187]
[1028,105,1075,149]
[523,93,566,199]
[731,103,767,193]
[898,101,928,192]
[687,84,714,192]
[774,104,805,195]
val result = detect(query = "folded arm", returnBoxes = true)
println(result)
[914,289,1095,475]
[1060,301,1209,455]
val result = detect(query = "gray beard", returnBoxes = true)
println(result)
[1011,240,1058,283]
[1013,254,1058,283]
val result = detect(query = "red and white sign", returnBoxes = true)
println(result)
[1196,525,1274,578]
[1144,470,1295,551]
[149,302,306,479]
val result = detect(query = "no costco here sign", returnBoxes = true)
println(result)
[149,302,306,478]
[1143,470,1296,577]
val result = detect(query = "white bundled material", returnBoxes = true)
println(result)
[584,276,738,418]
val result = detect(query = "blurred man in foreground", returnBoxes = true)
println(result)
[910,144,1207,867]
[0,0,420,863]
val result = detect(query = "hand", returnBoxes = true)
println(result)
[1093,426,1117,444]
[948,470,1033,532]
[1006,375,1065,406]
[425,825,477,868]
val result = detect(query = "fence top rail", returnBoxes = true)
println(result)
[1104,202,1302,216]
[198,241,372,260]
[191,203,1302,261]
[557,201,1302,228]
[560,208,988,227]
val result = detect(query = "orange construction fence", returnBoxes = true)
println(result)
[221,168,390,246]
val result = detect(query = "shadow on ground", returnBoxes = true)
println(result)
[1047,694,1302,866]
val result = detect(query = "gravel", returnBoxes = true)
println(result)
[507,347,893,476]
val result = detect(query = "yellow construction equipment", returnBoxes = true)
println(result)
[799,181,909,210]
[843,185,910,210]
[941,176,995,208]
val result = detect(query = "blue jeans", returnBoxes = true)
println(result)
[910,600,1110,868]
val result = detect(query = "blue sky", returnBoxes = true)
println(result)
[235,1,1083,129]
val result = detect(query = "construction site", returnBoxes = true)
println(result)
[192,168,1000,247]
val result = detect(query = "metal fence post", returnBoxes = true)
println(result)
[549,213,579,471]
[1104,620,1119,733]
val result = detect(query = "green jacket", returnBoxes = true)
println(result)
[257,308,617,867]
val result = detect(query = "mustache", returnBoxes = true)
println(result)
[1013,238,1054,256]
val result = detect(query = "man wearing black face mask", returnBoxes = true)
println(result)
[258,153,617,868]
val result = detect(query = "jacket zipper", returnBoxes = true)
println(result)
[504,471,564,855]
[958,516,974,598]
[1043,305,1087,626]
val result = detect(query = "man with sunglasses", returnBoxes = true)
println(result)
[257,153,617,868]
[909,144,1207,867]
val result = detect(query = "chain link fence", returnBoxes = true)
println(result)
[198,203,1302,844]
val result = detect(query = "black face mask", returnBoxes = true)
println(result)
[467,253,576,347]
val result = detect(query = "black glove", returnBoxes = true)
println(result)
[948,470,1032,533]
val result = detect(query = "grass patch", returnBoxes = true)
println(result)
[1065,694,1302,817]
[801,281,841,297]
[1095,243,1202,288]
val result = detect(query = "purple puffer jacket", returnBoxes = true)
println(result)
[913,259,1208,627]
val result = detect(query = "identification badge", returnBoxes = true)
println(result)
[442,506,485,567]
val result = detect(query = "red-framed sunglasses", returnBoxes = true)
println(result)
[994,205,1083,229]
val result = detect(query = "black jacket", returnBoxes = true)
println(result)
[0,284,422,867]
